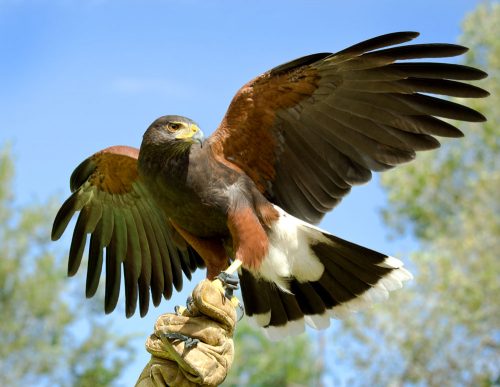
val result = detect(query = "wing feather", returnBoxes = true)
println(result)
[334,31,420,56]
[152,211,184,291]
[342,77,488,97]
[123,208,141,317]
[69,202,102,276]
[136,195,174,300]
[86,202,114,298]
[128,204,156,314]
[105,210,126,314]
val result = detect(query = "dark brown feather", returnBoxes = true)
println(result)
[239,268,271,317]
[266,286,289,327]
[289,280,326,315]
[123,208,141,317]
[335,31,420,56]
[105,211,126,314]
[275,290,303,324]
[68,203,102,276]
[86,203,114,298]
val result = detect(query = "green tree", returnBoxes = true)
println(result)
[0,146,134,387]
[224,319,323,386]
[338,3,500,386]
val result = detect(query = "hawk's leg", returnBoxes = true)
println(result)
[227,206,269,270]
[215,271,239,299]
[214,260,245,320]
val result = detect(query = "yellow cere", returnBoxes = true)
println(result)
[176,123,200,139]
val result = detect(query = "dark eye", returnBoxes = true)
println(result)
[167,122,181,131]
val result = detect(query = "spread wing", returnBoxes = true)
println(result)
[51,145,204,317]
[208,31,488,224]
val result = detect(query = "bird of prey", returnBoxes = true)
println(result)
[52,32,488,339]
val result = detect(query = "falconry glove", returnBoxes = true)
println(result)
[135,279,238,387]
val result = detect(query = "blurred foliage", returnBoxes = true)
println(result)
[0,146,134,387]
[338,2,500,386]
[224,319,323,386]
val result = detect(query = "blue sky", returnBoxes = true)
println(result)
[0,0,483,385]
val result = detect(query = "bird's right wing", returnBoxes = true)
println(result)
[51,145,204,318]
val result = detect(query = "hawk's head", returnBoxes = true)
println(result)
[142,115,204,150]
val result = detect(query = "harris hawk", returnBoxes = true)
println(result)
[52,32,488,339]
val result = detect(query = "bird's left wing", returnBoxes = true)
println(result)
[51,146,204,317]
[208,31,488,224]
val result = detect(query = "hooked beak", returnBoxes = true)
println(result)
[192,126,204,147]
[176,123,204,147]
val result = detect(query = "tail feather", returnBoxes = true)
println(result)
[273,290,303,328]
[239,268,271,327]
[239,206,412,339]
[318,270,359,304]
[267,287,289,327]
[290,280,326,315]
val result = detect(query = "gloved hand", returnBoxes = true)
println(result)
[135,279,238,387]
